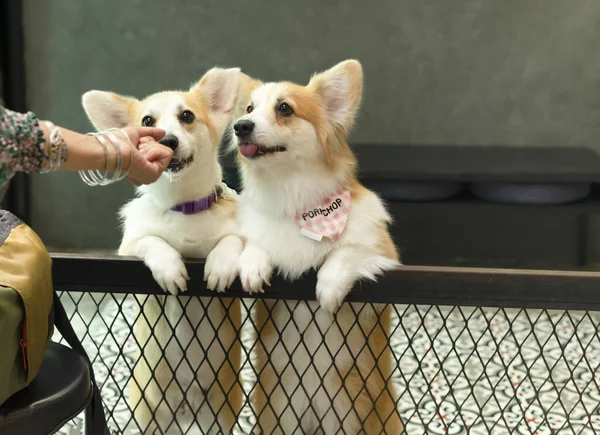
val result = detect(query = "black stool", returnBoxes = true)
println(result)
[0,341,93,435]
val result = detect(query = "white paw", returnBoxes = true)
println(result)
[145,253,189,295]
[315,274,352,314]
[239,247,272,294]
[216,181,238,200]
[204,247,239,292]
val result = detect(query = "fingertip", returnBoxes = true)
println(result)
[150,127,166,140]
[137,127,166,140]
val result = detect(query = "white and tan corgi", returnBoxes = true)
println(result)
[82,68,258,435]
[228,60,403,434]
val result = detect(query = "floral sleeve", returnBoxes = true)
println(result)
[0,106,48,189]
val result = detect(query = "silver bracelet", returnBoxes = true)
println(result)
[104,130,124,184]
[106,129,134,182]
[113,129,135,179]
[106,128,135,183]
[78,133,109,186]
[78,129,134,186]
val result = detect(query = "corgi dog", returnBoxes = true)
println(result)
[82,68,257,435]
[228,60,403,434]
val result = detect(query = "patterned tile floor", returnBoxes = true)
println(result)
[55,294,600,435]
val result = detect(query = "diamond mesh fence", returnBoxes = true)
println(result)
[53,291,600,435]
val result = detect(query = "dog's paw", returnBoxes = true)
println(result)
[204,247,239,292]
[315,274,352,314]
[146,253,189,295]
[216,181,238,200]
[239,247,272,294]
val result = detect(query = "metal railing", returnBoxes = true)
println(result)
[51,253,600,435]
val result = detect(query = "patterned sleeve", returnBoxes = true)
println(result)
[0,106,48,188]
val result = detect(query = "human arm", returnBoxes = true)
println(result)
[38,122,172,186]
[0,105,172,188]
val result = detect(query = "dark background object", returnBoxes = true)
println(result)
[0,0,30,223]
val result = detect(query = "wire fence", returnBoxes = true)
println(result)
[52,289,600,435]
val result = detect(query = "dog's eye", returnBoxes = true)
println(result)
[179,110,195,124]
[277,102,293,117]
[141,116,155,127]
[246,105,253,114]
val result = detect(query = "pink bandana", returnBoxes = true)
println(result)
[294,189,351,241]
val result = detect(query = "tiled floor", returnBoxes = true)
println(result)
[55,294,600,435]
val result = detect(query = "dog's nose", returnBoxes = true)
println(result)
[159,134,179,150]
[233,120,255,137]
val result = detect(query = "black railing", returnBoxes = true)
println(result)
[53,253,600,309]
[51,253,600,434]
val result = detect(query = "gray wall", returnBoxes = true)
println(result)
[23,0,600,250]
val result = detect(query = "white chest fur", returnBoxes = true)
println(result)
[238,202,331,278]
[118,195,237,258]
[237,189,391,279]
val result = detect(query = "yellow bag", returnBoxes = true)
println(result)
[0,210,53,404]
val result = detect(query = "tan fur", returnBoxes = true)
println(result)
[236,73,264,115]
[308,62,363,130]
[274,83,322,126]
[308,60,362,177]
[183,92,217,142]
[248,81,359,179]
[276,83,341,172]
[238,61,403,433]
[211,197,237,219]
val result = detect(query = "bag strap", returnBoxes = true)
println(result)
[53,292,110,435]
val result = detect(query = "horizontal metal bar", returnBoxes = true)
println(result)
[51,252,600,310]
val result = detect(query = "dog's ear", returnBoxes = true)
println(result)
[308,59,363,133]
[191,67,241,114]
[235,72,263,117]
[82,91,138,131]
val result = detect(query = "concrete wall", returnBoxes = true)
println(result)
[22,0,600,249]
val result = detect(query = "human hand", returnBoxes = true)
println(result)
[120,127,173,186]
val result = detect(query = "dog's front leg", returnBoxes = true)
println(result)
[239,244,273,294]
[122,236,189,295]
[316,246,399,314]
[204,234,244,292]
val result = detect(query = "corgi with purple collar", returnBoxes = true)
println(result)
[82,67,261,435]
[228,60,403,434]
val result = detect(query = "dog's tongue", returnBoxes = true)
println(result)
[239,144,258,158]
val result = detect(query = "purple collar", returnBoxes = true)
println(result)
[171,192,216,215]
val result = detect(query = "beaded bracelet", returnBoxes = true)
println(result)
[40,121,69,173]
